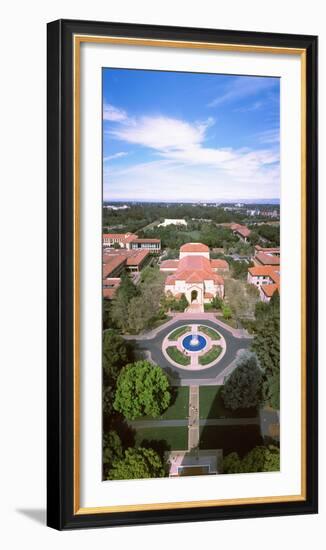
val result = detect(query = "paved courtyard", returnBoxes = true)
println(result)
[126,314,253,385]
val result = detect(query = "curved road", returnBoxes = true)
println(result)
[128,318,252,383]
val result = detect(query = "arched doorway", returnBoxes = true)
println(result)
[191,290,198,303]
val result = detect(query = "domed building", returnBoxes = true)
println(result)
[160,243,227,309]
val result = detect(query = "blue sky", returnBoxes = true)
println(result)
[103,69,280,202]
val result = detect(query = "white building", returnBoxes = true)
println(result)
[158,218,188,227]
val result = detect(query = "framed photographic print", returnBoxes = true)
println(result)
[47,19,318,530]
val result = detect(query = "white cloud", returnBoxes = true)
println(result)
[103,104,128,122]
[233,101,263,113]
[103,152,128,161]
[108,115,214,152]
[104,157,279,202]
[257,128,280,144]
[103,106,279,201]
[208,77,277,108]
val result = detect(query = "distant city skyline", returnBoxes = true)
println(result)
[103,69,280,202]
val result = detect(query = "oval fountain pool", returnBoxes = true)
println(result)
[182,334,207,352]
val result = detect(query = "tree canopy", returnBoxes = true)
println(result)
[110,273,139,332]
[251,293,280,408]
[223,445,280,474]
[222,351,262,410]
[108,447,165,480]
[103,430,123,477]
[113,361,171,420]
[103,329,130,384]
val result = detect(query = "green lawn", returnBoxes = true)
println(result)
[199,345,222,365]
[198,326,221,340]
[166,346,190,366]
[134,426,188,450]
[199,386,258,419]
[199,425,262,456]
[142,387,189,420]
[168,325,191,340]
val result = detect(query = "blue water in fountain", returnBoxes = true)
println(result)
[182,334,207,352]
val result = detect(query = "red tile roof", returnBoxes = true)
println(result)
[211,259,229,270]
[254,252,280,266]
[180,242,209,253]
[261,283,279,297]
[255,245,280,254]
[248,265,280,284]
[103,232,138,243]
[102,256,126,277]
[125,249,149,266]
[102,278,121,299]
[232,224,251,237]
[160,260,179,270]
[132,238,161,244]
[165,255,224,286]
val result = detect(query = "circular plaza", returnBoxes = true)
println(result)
[162,324,227,370]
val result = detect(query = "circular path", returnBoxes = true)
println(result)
[129,318,252,383]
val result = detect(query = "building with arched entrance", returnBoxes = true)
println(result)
[160,243,227,308]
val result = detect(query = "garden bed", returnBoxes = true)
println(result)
[168,325,191,341]
[198,345,222,365]
[198,325,221,340]
[166,346,190,366]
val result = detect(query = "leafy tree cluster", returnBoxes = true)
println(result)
[114,360,171,420]
[222,351,263,410]
[224,279,259,320]
[227,241,253,257]
[250,223,280,246]
[110,268,165,334]
[198,224,238,249]
[251,292,280,409]
[103,430,123,478]
[223,445,280,474]
[108,447,165,480]
[228,259,253,280]
[102,328,132,475]
[161,291,188,313]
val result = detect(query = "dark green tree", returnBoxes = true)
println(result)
[108,447,165,480]
[103,329,129,384]
[222,351,262,410]
[103,430,123,476]
[110,273,138,332]
[103,297,115,330]
[251,292,280,409]
[223,445,280,474]
[262,372,280,409]
[102,384,115,418]
[211,295,223,310]
[114,361,171,420]
[251,299,280,376]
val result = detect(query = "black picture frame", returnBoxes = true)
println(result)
[47,18,318,530]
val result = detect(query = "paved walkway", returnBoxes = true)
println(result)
[188,386,199,449]
[123,312,252,341]
[128,416,259,429]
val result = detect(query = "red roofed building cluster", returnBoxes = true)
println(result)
[247,244,280,302]
[160,243,227,308]
[103,232,161,253]
[102,248,151,300]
